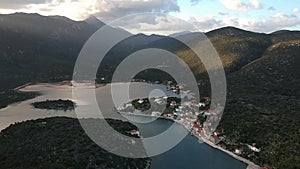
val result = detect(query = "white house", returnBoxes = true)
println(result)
[247,144,261,153]
[235,148,244,155]
[131,130,140,137]
[138,99,144,104]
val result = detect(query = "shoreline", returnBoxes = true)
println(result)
[15,81,108,91]
[119,112,260,169]
[3,82,259,168]
[0,81,108,110]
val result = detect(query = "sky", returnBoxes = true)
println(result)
[0,0,299,35]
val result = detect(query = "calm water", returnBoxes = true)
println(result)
[133,118,246,169]
[0,83,246,169]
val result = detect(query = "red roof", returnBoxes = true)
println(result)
[236,147,244,150]
[131,130,137,133]
[212,135,218,139]
[193,124,200,128]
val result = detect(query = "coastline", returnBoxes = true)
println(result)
[0,81,108,110]
[119,112,260,169]
[2,82,259,168]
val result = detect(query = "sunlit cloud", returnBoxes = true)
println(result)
[219,0,262,11]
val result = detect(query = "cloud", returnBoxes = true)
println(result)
[219,0,262,11]
[189,16,223,31]
[110,14,197,35]
[185,12,300,33]
[219,0,248,11]
[0,0,46,10]
[248,0,262,9]
[0,0,47,9]
[0,0,180,21]
[0,0,299,34]
[93,0,180,22]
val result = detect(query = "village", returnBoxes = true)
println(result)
[117,85,262,165]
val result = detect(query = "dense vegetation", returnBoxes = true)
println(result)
[0,89,39,109]
[215,32,300,169]
[32,99,75,111]
[0,117,150,169]
[131,97,182,115]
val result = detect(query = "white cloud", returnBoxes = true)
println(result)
[249,0,262,9]
[189,16,223,31]
[184,12,300,33]
[219,0,248,11]
[111,14,197,35]
[293,8,299,13]
[93,0,180,22]
[0,0,180,21]
[219,0,262,11]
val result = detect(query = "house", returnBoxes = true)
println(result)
[138,99,144,104]
[170,101,177,107]
[166,112,175,118]
[210,135,220,144]
[154,98,162,104]
[197,130,202,136]
[234,148,244,155]
[213,131,220,136]
[193,124,201,131]
[198,102,206,107]
[204,97,211,102]
[204,109,213,116]
[130,130,140,137]
[203,122,211,127]
[247,144,261,153]
[125,103,132,108]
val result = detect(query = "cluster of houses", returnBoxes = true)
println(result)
[118,94,262,156]
[166,83,184,94]
[119,95,224,144]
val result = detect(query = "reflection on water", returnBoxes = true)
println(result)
[0,83,246,169]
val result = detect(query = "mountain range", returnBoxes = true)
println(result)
[0,13,299,168]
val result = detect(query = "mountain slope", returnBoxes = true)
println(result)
[217,38,300,168]
[0,13,98,89]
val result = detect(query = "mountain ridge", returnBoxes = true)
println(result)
[0,13,299,168]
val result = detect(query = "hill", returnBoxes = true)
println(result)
[0,13,299,168]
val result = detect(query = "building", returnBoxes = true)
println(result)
[138,99,144,104]
[130,130,140,137]
[247,144,261,153]
[193,124,201,131]
[234,148,244,155]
